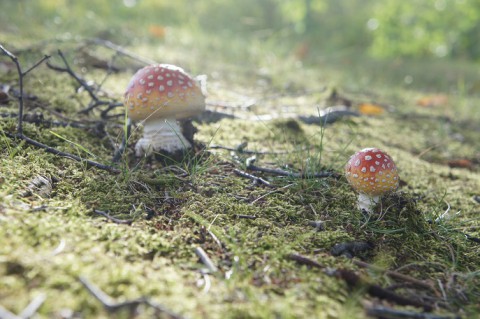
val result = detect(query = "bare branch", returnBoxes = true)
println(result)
[22,55,50,76]
[194,246,218,273]
[47,50,99,102]
[233,168,273,187]
[94,210,133,225]
[46,50,122,116]
[79,276,186,319]
[247,164,340,179]
[3,131,119,173]
[366,305,457,319]
[86,38,157,66]
[0,44,50,135]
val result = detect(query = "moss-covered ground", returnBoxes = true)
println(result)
[1,2,480,318]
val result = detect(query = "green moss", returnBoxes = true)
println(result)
[1,5,480,317]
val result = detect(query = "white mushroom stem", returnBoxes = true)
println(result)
[135,118,191,156]
[357,193,380,213]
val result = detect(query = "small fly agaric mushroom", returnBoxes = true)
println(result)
[345,148,399,212]
[124,64,205,156]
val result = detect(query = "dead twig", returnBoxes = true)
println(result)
[235,214,257,220]
[0,112,100,130]
[94,210,133,225]
[337,269,433,311]
[4,131,119,173]
[79,276,186,319]
[1,45,118,173]
[0,293,46,319]
[209,144,293,155]
[0,44,50,136]
[353,259,437,293]
[247,164,340,179]
[194,246,218,273]
[46,49,122,116]
[288,253,324,268]
[86,38,157,66]
[366,305,460,319]
[233,168,273,187]
[287,253,433,311]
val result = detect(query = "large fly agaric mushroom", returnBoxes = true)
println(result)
[124,64,205,156]
[345,148,399,212]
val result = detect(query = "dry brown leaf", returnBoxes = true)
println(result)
[293,41,309,60]
[416,94,448,107]
[358,103,385,115]
[148,25,166,39]
[447,159,474,169]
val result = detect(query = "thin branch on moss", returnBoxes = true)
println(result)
[46,49,123,116]
[94,210,133,225]
[288,253,433,311]
[235,214,257,220]
[0,112,100,130]
[233,168,273,187]
[0,306,18,319]
[86,38,157,66]
[0,44,50,135]
[209,144,293,155]
[353,259,437,293]
[3,131,119,173]
[1,45,118,173]
[366,305,457,319]
[79,276,186,319]
[247,164,340,179]
[288,253,325,268]
[0,293,46,319]
[194,246,218,273]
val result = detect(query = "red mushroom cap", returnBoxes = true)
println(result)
[124,64,205,121]
[345,148,399,196]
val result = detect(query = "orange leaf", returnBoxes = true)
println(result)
[358,103,385,116]
[148,25,166,39]
[416,94,448,107]
[293,42,310,60]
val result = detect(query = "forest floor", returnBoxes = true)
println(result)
[1,10,480,319]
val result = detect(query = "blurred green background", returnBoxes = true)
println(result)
[2,0,479,60]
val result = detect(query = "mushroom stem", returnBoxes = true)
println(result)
[357,193,380,213]
[135,117,191,156]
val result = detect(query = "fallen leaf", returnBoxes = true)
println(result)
[148,25,166,39]
[447,159,473,169]
[358,103,385,115]
[293,41,309,60]
[416,94,448,107]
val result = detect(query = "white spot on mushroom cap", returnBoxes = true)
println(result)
[370,166,376,172]
[354,159,361,167]
[159,85,165,92]
[157,75,164,80]
[167,80,173,86]
[365,155,372,160]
